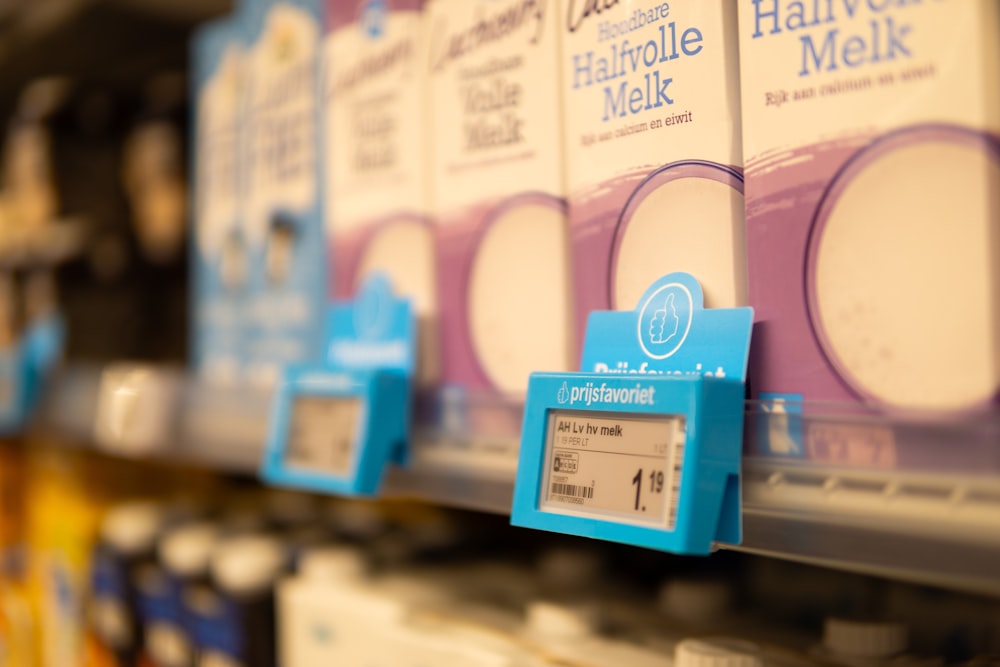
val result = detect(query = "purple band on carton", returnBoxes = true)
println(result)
[437,192,566,393]
[331,213,432,300]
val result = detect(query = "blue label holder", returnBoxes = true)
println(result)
[24,314,65,375]
[511,273,753,555]
[0,346,29,433]
[0,315,64,434]
[260,274,415,496]
[261,366,410,495]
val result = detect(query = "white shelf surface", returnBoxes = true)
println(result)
[31,364,1000,595]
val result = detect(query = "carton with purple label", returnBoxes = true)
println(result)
[558,0,747,356]
[737,0,1000,414]
[427,0,572,424]
[325,0,439,386]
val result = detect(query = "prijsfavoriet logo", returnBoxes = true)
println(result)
[558,380,656,407]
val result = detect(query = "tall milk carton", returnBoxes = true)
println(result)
[737,0,1000,412]
[241,0,326,388]
[325,0,438,385]
[192,17,247,386]
[559,1,747,351]
[427,0,573,410]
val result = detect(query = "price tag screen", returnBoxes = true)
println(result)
[284,396,363,477]
[539,410,686,529]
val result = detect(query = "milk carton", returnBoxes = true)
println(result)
[737,0,1000,412]
[241,0,326,388]
[559,0,746,347]
[325,0,438,385]
[191,17,247,385]
[427,0,573,402]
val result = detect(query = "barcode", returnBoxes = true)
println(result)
[551,482,594,499]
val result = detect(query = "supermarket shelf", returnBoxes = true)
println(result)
[36,363,267,471]
[739,459,1000,596]
[32,363,519,510]
[29,364,1000,595]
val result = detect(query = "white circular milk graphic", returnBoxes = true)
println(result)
[358,219,438,384]
[812,137,1000,410]
[469,201,573,395]
[614,177,746,311]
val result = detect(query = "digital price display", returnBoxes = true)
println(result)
[540,410,687,529]
[512,273,753,554]
[261,366,411,497]
[283,396,363,477]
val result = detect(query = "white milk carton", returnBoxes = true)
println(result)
[559,0,746,349]
[241,0,327,388]
[427,0,573,407]
[324,0,439,385]
[737,0,1000,412]
[192,16,247,386]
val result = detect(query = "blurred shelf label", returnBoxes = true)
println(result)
[0,312,64,435]
[0,348,29,433]
[512,273,753,555]
[260,275,416,496]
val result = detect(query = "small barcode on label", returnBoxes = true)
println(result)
[551,482,594,499]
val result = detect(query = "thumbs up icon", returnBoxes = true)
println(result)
[649,292,680,345]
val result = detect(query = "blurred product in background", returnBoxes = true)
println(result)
[2,79,68,256]
[190,533,288,667]
[192,0,327,390]
[120,75,189,363]
[191,14,247,387]
[0,468,968,667]
[122,76,189,269]
[26,447,117,667]
[325,0,439,387]
[0,441,31,667]
[89,502,166,666]
[427,0,573,415]
[239,0,326,389]
[140,521,219,667]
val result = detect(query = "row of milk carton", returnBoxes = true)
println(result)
[193,0,1000,415]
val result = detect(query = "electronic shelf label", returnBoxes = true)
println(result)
[511,273,753,555]
[261,275,415,496]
